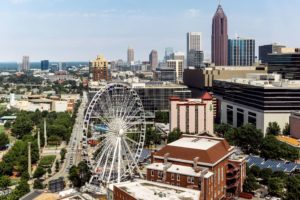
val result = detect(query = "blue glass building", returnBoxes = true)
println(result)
[41,60,49,71]
[228,38,255,66]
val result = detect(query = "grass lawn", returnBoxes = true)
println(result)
[39,155,56,167]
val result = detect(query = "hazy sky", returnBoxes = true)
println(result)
[0,0,299,62]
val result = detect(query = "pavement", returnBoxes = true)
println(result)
[45,91,88,183]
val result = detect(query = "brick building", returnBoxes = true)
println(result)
[146,135,247,200]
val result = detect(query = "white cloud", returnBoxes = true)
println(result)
[185,9,201,17]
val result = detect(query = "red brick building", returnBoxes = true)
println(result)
[146,135,247,200]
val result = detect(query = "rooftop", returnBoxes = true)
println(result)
[169,137,219,151]
[146,163,205,177]
[109,179,200,200]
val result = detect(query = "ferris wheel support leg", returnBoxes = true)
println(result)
[107,138,119,183]
[123,139,144,179]
[117,137,122,183]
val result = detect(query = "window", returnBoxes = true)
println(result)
[237,108,244,127]
[158,171,163,178]
[227,105,233,125]
[177,174,180,181]
[151,170,154,176]
[187,176,191,183]
[191,177,194,184]
[171,173,175,180]
[248,112,257,126]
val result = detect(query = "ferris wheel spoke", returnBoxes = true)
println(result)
[107,138,119,182]
[121,95,137,121]
[124,136,139,145]
[100,144,115,181]
[94,141,114,172]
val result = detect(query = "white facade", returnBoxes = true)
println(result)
[52,101,68,112]
[167,60,184,81]
[187,32,202,67]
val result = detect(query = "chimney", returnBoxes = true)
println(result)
[193,157,199,169]
[164,153,170,165]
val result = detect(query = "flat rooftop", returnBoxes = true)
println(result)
[110,179,200,200]
[169,137,219,151]
[146,163,205,177]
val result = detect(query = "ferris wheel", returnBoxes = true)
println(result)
[82,83,146,187]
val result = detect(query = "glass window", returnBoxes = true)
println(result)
[177,174,180,181]
[227,105,233,125]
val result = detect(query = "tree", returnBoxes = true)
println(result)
[266,122,281,136]
[14,179,30,197]
[243,174,259,193]
[47,168,52,175]
[4,121,11,129]
[11,112,33,139]
[286,175,300,200]
[224,128,238,145]
[268,177,285,197]
[214,123,231,137]
[68,161,91,188]
[68,165,81,187]
[282,123,290,136]
[236,124,264,154]
[155,111,169,124]
[260,168,273,185]
[33,166,46,178]
[145,126,161,147]
[0,133,9,148]
[33,179,44,189]
[249,165,261,178]
[0,176,11,189]
[167,128,183,143]
[55,160,60,172]
[60,148,67,161]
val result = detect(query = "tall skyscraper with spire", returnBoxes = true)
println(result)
[211,3,228,66]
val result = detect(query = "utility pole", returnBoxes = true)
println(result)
[44,118,47,147]
[28,142,32,178]
[37,129,41,157]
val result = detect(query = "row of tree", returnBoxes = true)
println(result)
[215,123,299,161]
[244,165,300,199]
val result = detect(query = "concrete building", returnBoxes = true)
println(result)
[154,67,176,83]
[148,135,247,199]
[171,51,185,61]
[108,179,200,200]
[187,50,204,68]
[127,47,135,64]
[187,32,202,67]
[169,92,214,135]
[212,4,228,66]
[213,73,300,135]
[164,47,174,61]
[290,111,300,139]
[267,48,300,80]
[183,66,267,91]
[259,43,286,64]
[167,60,184,81]
[89,55,110,81]
[149,49,158,70]
[41,60,49,71]
[21,56,30,72]
[228,37,255,66]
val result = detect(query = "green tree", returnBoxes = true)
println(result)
[33,166,46,178]
[224,127,238,145]
[243,174,259,193]
[60,148,67,161]
[266,122,281,136]
[249,165,261,177]
[14,179,30,198]
[236,124,264,154]
[260,168,273,185]
[0,133,9,148]
[0,176,11,189]
[167,128,183,143]
[68,161,91,188]
[286,175,300,200]
[4,121,11,129]
[33,179,44,189]
[268,177,285,197]
[11,112,33,138]
[55,160,60,172]
[282,123,290,136]
[145,126,161,147]
[214,123,231,137]
[68,165,81,187]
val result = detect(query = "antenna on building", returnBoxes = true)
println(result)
[28,142,32,178]
[44,118,47,147]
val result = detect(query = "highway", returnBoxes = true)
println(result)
[46,91,88,182]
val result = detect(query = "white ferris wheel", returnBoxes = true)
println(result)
[82,83,146,187]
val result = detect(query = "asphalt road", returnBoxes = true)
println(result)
[46,91,88,182]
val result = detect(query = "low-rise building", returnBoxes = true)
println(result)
[213,73,300,134]
[290,111,300,139]
[169,92,214,135]
[147,135,247,199]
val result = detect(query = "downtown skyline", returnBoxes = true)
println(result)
[0,0,300,61]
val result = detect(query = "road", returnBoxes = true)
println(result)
[46,91,88,183]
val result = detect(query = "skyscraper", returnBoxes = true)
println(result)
[164,47,174,61]
[187,32,202,67]
[21,56,30,72]
[212,4,228,66]
[228,37,255,66]
[127,47,134,65]
[149,50,158,70]
[41,60,49,71]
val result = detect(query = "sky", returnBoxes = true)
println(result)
[0,0,300,62]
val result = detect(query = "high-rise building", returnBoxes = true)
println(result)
[228,37,255,66]
[89,55,110,81]
[187,32,202,67]
[259,43,286,64]
[127,47,134,64]
[171,52,185,61]
[167,60,184,81]
[188,50,204,68]
[21,56,30,72]
[164,47,174,61]
[41,60,49,71]
[149,50,158,70]
[212,4,228,66]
